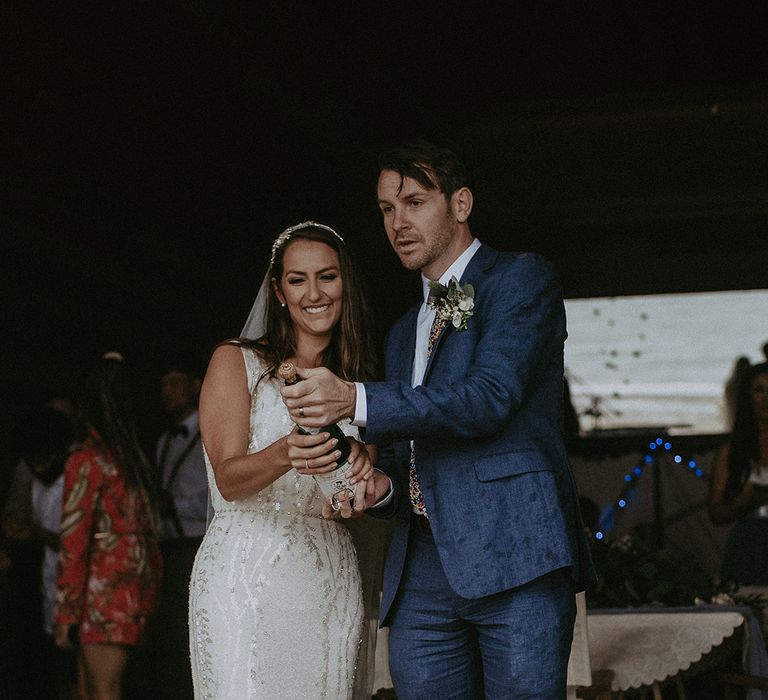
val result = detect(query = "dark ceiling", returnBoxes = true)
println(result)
[2,1,767,418]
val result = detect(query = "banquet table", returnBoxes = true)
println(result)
[572,605,768,699]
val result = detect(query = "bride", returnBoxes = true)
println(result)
[189,221,381,699]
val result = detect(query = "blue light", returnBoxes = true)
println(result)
[644,455,653,463]
[664,442,672,451]
[695,468,703,478]
[595,532,604,540]
[634,466,643,475]
[674,455,682,463]
[649,443,657,450]
[618,499,627,508]
[624,474,632,482]
[656,438,664,445]
[688,460,697,468]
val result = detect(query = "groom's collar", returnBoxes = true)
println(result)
[420,238,482,309]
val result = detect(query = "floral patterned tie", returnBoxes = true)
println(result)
[409,314,447,516]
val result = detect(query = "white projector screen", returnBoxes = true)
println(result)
[563,289,768,435]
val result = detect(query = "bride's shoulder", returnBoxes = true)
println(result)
[207,341,276,388]
[209,341,246,365]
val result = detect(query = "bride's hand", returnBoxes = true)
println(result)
[286,427,342,475]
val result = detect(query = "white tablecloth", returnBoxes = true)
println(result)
[584,606,768,699]
[588,608,743,690]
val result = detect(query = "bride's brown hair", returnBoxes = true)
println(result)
[235,224,379,385]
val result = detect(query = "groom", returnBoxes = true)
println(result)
[281,140,595,698]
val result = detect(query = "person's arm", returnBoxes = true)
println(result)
[368,256,563,443]
[201,345,294,501]
[55,450,99,644]
[707,444,768,524]
[282,254,564,443]
[361,440,401,518]
[201,345,362,501]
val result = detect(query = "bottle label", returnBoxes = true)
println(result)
[312,461,354,500]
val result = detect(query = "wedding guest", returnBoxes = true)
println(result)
[708,362,768,585]
[25,403,79,697]
[188,221,381,699]
[2,398,78,699]
[281,140,596,698]
[143,356,207,700]
[2,399,74,541]
[723,355,751,429]
[55,353,162,700]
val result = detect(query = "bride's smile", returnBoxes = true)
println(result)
[273,238,343,339]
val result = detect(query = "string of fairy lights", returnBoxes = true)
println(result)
[594,437,704,541]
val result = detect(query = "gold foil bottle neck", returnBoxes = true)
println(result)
[278,362,297,384]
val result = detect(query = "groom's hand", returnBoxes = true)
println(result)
[322,470,392,520]
[280,367,356,428]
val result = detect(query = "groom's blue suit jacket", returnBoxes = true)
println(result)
[364,244,596,624]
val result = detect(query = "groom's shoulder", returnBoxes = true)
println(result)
[483,247,558,279]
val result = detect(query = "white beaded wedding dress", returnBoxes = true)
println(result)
[189,348,364,699]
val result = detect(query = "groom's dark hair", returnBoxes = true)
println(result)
[377,138,472,199]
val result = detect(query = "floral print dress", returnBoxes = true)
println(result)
[55,437,162,645]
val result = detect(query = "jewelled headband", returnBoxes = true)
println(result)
[269,221,345,267]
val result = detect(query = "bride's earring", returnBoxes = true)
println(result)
[281,303,286,308]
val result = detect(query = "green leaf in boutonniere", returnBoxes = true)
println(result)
[427,276,475,331]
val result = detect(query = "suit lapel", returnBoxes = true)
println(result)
[392,305,419,382]
[423,244,498,380]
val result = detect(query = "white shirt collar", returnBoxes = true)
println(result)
[421,238,482,309]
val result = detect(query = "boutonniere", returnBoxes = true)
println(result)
[427,276,475,331]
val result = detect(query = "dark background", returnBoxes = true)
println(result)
[2,1,767,439]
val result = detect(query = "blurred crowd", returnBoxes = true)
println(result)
[0,352,207,700]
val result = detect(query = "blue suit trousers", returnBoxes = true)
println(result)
[388,519,576,699]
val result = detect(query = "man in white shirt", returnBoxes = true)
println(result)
[146,357,207,700]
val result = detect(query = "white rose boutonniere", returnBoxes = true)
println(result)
[427,276,475,331]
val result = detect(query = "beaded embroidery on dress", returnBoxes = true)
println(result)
[189,348,364,699]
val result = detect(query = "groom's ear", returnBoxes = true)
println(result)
[451,187,473,223]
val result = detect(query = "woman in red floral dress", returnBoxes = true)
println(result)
[55,353,162,700]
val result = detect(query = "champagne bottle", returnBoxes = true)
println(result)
[278,362,355,505]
